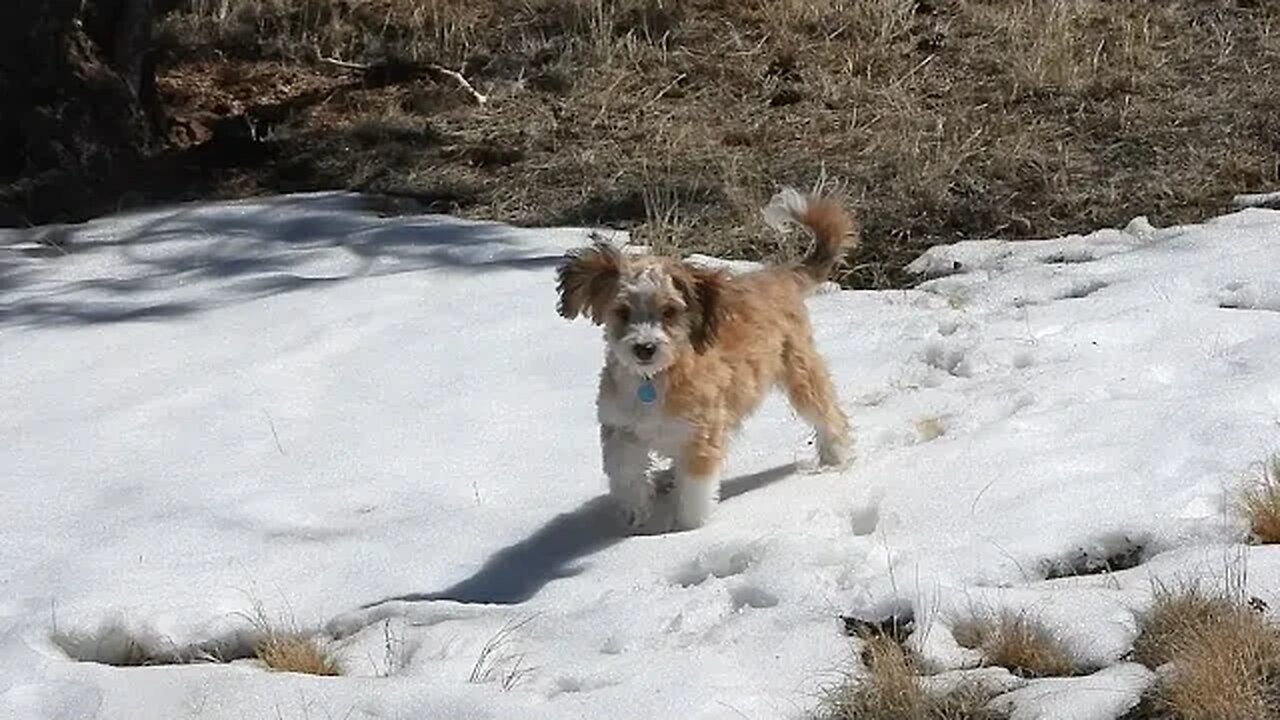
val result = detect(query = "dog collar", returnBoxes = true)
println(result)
[637,379,658,405]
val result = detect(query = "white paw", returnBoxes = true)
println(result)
[674,479,719,530]
[817,434,855,471]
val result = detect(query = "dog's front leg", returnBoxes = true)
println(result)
[673,431,724,530]
[601,425,655,528]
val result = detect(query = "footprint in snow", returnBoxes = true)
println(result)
[1217,280,1280,312]
[545,674,621,698]
[669,544,759,587]
[728,584,779,610]
[1056,278,1109,300]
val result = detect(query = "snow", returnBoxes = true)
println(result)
[992,663,1155,720]
[2,193,1279,720]
[1233,190,1280,209]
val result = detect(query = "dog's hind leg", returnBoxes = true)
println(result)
[602,425,656,528]
[781,336,854,470]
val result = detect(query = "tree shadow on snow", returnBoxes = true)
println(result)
[0,193,574,328]
[366,463,797,607]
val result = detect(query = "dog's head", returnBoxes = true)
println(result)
[556,240,726,376]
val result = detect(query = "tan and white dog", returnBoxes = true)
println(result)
[555,187,857,530]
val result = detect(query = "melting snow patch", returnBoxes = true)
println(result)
[3,197,1280,719]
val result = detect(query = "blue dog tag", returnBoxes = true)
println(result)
[637,380,658,405]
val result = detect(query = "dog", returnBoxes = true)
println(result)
[555,187,857,530]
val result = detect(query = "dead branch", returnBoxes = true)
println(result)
[425,64,488,105]
[319,55,487,105]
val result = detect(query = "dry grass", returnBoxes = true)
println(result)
[143,0,1280,288]
[817,634,1004,720]
[254,631,342,676]
[952,612,1076,679]
[1130,578,1280,720]
[1240,455,1280,544]
[52,608,342,676]
[244,601,343,676]
[1131,580,1246,669]
[468,615,538,691]
[161,0,488,63]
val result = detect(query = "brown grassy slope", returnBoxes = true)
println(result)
[152,0,1280,288]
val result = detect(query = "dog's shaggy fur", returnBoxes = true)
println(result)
[556,187,858,530]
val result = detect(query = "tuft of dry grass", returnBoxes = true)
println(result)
[254,631,342,676]
[1240,455,1280,544]
[952,612,1076,679]
[1131,578,1280,720]
[817,634,1004,720]
[1131,580,1246,669]
[243,601,343,676]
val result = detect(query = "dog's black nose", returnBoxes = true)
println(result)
[633,342,657,361]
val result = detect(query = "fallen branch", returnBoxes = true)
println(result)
[319,56,368,71]
[425,64,488,106]
[320,55,487,105]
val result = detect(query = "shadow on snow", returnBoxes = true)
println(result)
[0,193,576,328]
[365,463,798,607]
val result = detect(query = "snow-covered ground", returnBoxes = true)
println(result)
[2,193,1279,720]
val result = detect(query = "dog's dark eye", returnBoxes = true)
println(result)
[662,306,678,322]
[615,306,631,323]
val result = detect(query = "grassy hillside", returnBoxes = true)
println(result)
[150,0,1279,288]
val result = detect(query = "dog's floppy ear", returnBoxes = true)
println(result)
[673,263,728,353]
[556,240,623,324]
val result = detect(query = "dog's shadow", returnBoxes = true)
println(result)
[364,463,797,608]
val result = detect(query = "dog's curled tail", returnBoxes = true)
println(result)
[762,187,859,288]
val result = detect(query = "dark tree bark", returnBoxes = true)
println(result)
[0,0,160,226]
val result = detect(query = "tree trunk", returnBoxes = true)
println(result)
[0,0,159,226]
